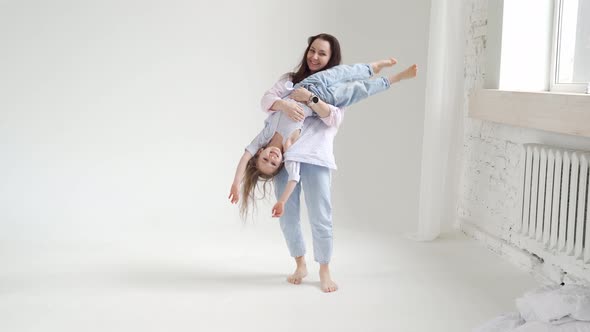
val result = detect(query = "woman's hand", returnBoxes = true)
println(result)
[280,100,305,122]
[289,87,312,103]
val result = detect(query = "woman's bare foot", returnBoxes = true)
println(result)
[371,57,397,75]
[388,64,418,84]
[319,264,338,293]
[287,256,308,285]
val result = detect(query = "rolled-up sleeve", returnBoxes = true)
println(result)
[260,74,291,114]
[285,161,301,183]
[320,105,345,128]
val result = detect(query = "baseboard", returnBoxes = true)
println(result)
[459,219,559,285]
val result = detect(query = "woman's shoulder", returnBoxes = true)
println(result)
[277,72,293,82]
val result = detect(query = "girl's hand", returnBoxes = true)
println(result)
[290,87,312,103]
[228,184,239,204]
[272,201,285,218]
[281,101,305,122]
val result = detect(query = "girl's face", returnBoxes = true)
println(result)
[257,146,283,175]
[306,38,332,73]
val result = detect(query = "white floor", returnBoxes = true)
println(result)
[0,220,539,332]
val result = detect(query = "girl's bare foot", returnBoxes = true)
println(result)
[319,264,338,293]
[388,64,418,84]
[371,57,397,75]
[287,256,308,285]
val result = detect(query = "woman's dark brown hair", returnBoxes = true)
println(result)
[290,33,342,84]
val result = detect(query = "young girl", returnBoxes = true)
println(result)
[229,59,418,217]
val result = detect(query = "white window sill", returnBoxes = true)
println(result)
[468,89,590,138]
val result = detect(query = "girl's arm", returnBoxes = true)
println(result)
[272,161,299,217]
[228,150,253,204]
[272,180,297,218]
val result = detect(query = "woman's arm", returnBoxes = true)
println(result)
[289,87,344,127]
[270,100,306,122]
[261,74,306,122]
[318,103,344,127]
[228,150,253,204]
[260,74,290,114]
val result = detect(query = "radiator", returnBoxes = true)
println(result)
[520,144,590,265]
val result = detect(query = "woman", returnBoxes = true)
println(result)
[233,33,417,292]
[261,33,344,293]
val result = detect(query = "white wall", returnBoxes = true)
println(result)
[0,0,430,247]
[325,1,431,233]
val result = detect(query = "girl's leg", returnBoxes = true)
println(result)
[300,163,338,292]
[274,168,307,284]
[327,77,391,108]
[388,64,418,84]
[301,64,371,88]
[327,63,416,108]
[297,63,375,105]
[371,57,397,74]
[308,57,395,87]
[298,60,396,106]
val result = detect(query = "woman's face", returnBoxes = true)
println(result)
[306,38,332,73]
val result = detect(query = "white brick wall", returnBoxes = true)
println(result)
[460,0,590,283]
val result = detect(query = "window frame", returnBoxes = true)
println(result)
[549,0,589,93]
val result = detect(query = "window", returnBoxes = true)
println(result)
[551,0,590,93]
[488,0,589,93]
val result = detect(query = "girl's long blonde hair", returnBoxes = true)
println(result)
[239,151,283,219]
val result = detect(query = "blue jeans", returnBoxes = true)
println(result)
[296,63,391,108]
[273,163,333,264]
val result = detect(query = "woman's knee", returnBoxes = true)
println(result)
[310,221,333,239]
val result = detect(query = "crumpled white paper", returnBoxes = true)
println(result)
[473,284,590,332]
